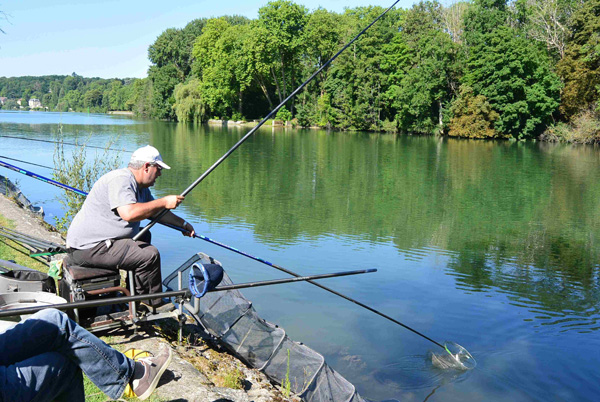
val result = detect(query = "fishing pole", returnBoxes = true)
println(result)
[0,268,376,319]
[0,226,66,253]
[0,158,88,196]
[0,134,132,152]
[161,223,447,350]
[1,139,453,353]
[0,155,54,171]
[133,0,402,241]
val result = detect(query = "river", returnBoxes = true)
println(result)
[1,110,599,401]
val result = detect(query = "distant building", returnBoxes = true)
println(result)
[28,98,42,108]
[0,97,6,105]
[17,99,22,106]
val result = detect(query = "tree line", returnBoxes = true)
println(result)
[0,74,148,114]
[1,0,599,141]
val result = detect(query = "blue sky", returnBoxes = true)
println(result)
[0,0,417,79]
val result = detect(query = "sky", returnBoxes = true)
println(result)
[0,0,417,79]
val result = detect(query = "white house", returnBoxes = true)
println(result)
[28,98,42,108]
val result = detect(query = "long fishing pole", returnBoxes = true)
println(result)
[133,0,402,242]
[1,128,448,350]
[0,134,132,152]
[0,158,87,196]
[0,268,375,319]
[160,224,446,350]
[0,155,54,170]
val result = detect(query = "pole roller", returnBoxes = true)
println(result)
[0,268,375,319]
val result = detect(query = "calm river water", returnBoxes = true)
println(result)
[1,111,599,401]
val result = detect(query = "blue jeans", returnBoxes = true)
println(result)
[0,309,134,401]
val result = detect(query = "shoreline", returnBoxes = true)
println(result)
[0,191,294,401]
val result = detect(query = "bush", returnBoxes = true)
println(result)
[275,105,293,122]
[540,110,600,143]
[53,126,123,234]
[448,86,500,138]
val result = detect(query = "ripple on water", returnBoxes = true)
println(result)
[372,352,473,391]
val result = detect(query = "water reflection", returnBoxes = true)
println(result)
[2,112,600,400]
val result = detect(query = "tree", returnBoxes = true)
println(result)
[443,1,469,44]
[148,65,179,120]
[191,18,254,118]
[173,79,207,123]
[557,0,600,117]
[63,89,82,110]
[256,0,309,107]
[291,8,343,126]
[463,0,508,45]
[463,25,562,138]
[448,85,500,138]
[323,6,401,130]
[523,0,574,59]
[387,1,458,134]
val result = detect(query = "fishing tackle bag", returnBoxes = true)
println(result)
[0,259,56,293]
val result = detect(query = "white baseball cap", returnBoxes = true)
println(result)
[130,145,171,169]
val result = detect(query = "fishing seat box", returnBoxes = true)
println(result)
[0,259,56,294]
[59,257,122,302]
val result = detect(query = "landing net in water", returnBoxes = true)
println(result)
[431,341,476,370]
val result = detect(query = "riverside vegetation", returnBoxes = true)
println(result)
[1,0,599,141]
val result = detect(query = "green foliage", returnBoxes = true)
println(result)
[173,79,207,123]
[256,0,309,107]
[557,0,600,118]
[448,85,500,138]
[275,105,293,121]
[190,18,253,118]
[52,127,122,234]
[282,349,291,396]
[4,0,593,139]
[148,65,179,120]
[463,25,561,139]
[0,75,143,113]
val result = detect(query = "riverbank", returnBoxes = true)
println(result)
[0,192,295,401]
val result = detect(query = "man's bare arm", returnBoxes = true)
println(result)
[116,195,184,222]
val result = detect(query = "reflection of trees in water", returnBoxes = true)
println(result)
[149,127,600,315]
[445,236,600,319]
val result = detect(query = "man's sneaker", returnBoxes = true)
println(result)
[130,344,172,400]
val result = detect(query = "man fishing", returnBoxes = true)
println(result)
[66,145,195,310]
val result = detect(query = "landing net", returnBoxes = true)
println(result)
[164,253,368,401]
[431,341,476,370]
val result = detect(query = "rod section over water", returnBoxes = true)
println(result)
[0,268,375,318]
[0,135,131,152]
[0,161,444,348]
[133,0,402,241]
[162,223,446,350]
[0,159,88,196]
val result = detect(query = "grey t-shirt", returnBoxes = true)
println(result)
[66,168,153,249]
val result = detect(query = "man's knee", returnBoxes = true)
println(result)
[32,308,69,326]
[138,244,160,268]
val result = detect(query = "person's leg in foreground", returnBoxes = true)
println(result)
[0,308,171,401]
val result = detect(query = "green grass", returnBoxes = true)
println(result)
[0,214,50,273]
[83,375,163,401]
